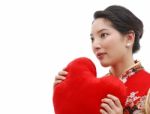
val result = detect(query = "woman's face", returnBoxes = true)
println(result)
[91,18,128,67]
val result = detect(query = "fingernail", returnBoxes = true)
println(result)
[107,94,110,97]
[64,71,68,74]
[63,77,66,79]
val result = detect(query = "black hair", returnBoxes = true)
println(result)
[93,5,143,53]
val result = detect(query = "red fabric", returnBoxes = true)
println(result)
[123,69,150,113]
[53,57,127,114]
[125,69,150,96]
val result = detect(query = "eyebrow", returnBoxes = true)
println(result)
[90,29,108,36]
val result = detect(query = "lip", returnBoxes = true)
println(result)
[96,52,107,59]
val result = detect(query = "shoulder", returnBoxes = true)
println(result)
[125,69,150,93]
[137,69,150,84]
[136,69,150,78]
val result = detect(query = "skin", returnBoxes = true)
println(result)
[145,89,150,114]
[91,18,135,77]
[54,18,135,114]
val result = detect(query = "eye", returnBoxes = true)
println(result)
[90,37,94,42]
[100,33,109,39]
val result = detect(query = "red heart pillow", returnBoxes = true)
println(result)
[53,57,127,114]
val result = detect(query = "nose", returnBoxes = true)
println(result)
[92,39,101,51]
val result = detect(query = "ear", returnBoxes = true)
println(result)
[125,31,135,48]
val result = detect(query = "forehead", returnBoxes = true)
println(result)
[91,18,113,33]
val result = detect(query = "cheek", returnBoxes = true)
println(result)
[106,41,125,57]
[106,37,124,50]
[110,45,126,61]
[103,39,115,49]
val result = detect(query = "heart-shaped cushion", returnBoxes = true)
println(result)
[53,57,127,114]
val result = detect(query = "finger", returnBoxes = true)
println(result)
[58,70,68,76]
[102,98,116,109]
[101,103,112,113]
[62,67,67,70]
[100,109,107,114]
[53,80,62,87]
[55,75,66,81]
[107,94,122,107]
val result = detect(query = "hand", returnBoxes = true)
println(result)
[145,89,150,114]
[53,69,68,87]
[100,94,123,114]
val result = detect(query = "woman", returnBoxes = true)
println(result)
[54,5,150,114]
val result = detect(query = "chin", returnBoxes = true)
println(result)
[100,62,110,67]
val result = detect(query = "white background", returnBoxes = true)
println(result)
[0,0,150,114]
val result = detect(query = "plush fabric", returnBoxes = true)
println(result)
[53,57,127,114]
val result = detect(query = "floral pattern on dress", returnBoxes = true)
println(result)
[108,60,143,83]
[119,60,143,83]
[108,60,147,114]
[124,91,147,114]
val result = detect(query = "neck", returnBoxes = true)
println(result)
[110,56,135,77]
